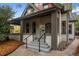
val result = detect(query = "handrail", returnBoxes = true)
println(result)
[38,32,46,52]
[24,34,32,40]
[38,32,45,41]
[24,34,32,48]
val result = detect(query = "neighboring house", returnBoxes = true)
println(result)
[10,25,20,33]
[9,3,76,52]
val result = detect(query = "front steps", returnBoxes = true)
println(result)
[27,40,51,52]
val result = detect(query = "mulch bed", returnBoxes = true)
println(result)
[74,44,79,56]
[0,39,24,56]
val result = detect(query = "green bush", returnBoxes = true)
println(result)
[0,34,8,41]
[0,5,14,41]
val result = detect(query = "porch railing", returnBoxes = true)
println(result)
[24,34,32,48]
[38,32,46,52]
[24,32,46,52]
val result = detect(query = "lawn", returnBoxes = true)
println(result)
[0,39,24,56]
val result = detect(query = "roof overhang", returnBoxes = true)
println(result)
[10,7,61,25]
[14,7,60,20]
[69,20,77,22]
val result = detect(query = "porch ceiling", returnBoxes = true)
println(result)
[10,7,61,25]
[9,19,20,25]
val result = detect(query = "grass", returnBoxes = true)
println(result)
[0,39,24,56]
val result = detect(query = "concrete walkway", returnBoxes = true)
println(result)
[8,38,79,56]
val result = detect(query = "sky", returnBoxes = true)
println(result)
[0,3,28,18]
[72,3,79,14]
[0,3,79,18]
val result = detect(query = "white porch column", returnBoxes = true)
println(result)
[66,12,69,42]
[59,10,62,45]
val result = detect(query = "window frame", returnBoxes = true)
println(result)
[61,21,66,34]
[61,21,73,34]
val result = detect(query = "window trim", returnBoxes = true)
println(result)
[61,21,66,34]
[61,21,73,34]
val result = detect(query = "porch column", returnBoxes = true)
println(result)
[51,11,58,50]
[59,10,62,44]
[66,12,69,42]
[20,19,23,42]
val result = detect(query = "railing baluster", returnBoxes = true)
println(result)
[38,32,46,52]
[33,33,34,41]
[26,38,27,48]
[24,34,31,48]
[39,37,40,52]
[44,33,45,43]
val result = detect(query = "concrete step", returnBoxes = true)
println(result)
[31,41,47,44]
[34,39,46,43]
[29,42,49,48]
[27,44,51,52]
[27,40,51,52]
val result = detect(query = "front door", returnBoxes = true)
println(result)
[45,23,51,34]
[40,25,45,35]
[39,25,46,41]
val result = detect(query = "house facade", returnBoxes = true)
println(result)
[10,25,20,33]
[9,3,75,52]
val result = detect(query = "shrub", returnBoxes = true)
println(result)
[0,34,8,41]
[0,5,14,41]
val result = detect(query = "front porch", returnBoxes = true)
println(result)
[20,8,60,52]
[22,14,52,52]
[10,7,72,52]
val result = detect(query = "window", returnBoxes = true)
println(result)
[27,9,31,14]
[62,21,66,34]
[44,5,48,9]
[45,23,51,33]
[26,23,29,33]
[69,24,72,34]
[35,3,43,10]
[31,9,34,12]
[62,21,72,34]
[32,22,36,33]
[27,8,34,14]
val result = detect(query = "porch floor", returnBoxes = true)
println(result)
[8,38,79,56]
